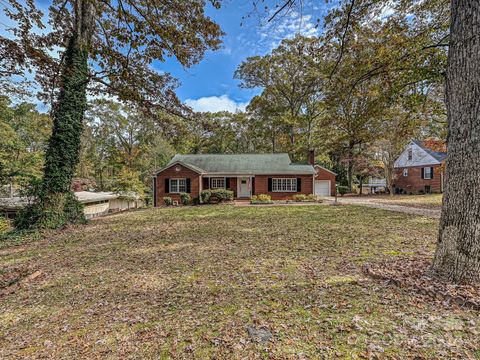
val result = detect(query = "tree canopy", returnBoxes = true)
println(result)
[1,0,224,115]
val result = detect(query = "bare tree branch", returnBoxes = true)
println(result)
[268,0,294,22]
[329,0,355,79]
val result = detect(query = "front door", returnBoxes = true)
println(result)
[238,177,251,198]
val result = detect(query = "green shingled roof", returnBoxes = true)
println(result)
[166,153,315,175]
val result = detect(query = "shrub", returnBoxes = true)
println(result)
[163,197,173,206]
[293,194,307,202]
[15,191,86,230]
[180,193,191,205]
[14,203,42,230]
[250,194,272,204]
[63,191,86,225]
[293,194,317,202]
[212,189,234,202]
[0,217,11,234]
[257,194,271,202]
[192,197,200,205]
[200,189,234,204]
[200,190,211,203]
[337,186,349,196]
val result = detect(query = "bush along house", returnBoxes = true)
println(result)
[393,140,447,194]
[152,151,336,205]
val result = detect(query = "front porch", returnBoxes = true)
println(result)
[202,175,254,199]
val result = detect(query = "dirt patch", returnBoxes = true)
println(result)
[0,266,29,289]
[0,266,42,298]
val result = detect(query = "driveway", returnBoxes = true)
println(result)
[323,197,441,219]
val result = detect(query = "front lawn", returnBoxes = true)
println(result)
[364,194,443,209]
[0,205,478,358]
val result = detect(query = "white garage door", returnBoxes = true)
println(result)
[315,180,331,196]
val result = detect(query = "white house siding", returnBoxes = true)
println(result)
[109,198,142,212]
[394,142,441,168]
[83,202,110,219]
[1,192,144,220]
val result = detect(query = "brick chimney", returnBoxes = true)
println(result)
[308,149,315,165]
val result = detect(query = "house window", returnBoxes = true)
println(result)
[403,168,408,177]
[170,178,186,193]
[424,167,432,179]
[408,148,413,161]
[272,178,297,192]
[211,177,225,189]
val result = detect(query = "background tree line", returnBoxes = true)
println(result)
[1,0,448,199]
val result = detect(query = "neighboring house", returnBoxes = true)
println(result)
[152,151,336,204]
[393,140,447,194]
[0,191,144,219]
[361,178,387,194]
[75,191,144,219]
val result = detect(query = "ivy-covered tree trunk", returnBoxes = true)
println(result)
[431,1,480,283]
[17,0,95,229]
[38,34,88,227]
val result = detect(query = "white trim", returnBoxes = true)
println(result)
[397,163,440,169]
[272,178,297,192]
[403,168,408,177]
[210,177,226,189]
[424,167,432,180]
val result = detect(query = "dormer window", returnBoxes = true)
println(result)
[407,148,413,161]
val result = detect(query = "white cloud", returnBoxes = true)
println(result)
[185,95,248,113]
[237,8,326,56]
[265,12,321,49]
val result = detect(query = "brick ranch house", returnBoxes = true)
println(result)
[393,140,447,194]
[152,152,336,205]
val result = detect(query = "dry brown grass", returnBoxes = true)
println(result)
[0,205,478,359]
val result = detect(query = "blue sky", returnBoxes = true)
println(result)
[159,0,336,112]
[1,0,336,112]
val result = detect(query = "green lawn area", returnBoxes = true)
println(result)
[1,205,478,359]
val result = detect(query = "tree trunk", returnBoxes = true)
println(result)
[385,160,395,197]
[347,145,354,191]
[35,0,95,228]
[431,1,480,283]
